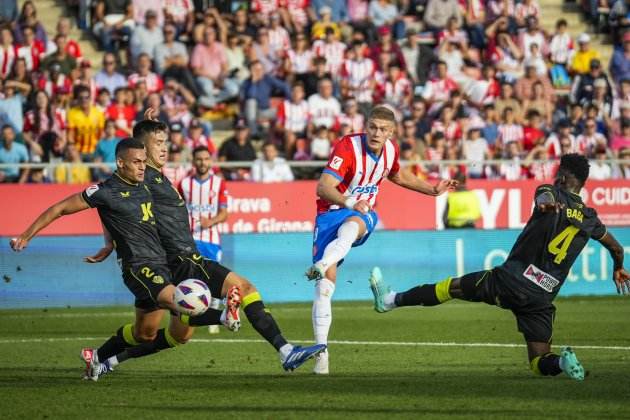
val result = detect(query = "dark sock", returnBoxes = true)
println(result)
[395,285,441,307]
[97,324,138,361]
[116,328,178,363]
[532,353,562,376]
[182,308,223,326]
[243,295,287,351]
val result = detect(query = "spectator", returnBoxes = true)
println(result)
[443,171,481,228]
[276,82,310,155]
[133,0,163,26]
[611,119,630,152]
[285,32,314,80]
[163,0,194,35]
[589,147,613,179]
[0,124,28,182]
[310,125,332,160]
[499,141,524,180]
[340,39,375,113]
[518,17,546,60]
[92,0,135,53]
[497,107,524,149]
[610,32,630,84]
[240,60,291,137]
[462,127,490,178]
[524,144,557,180]
[311,1,348,23]
[617,147,630,178]
[218,118,256,180]
[489,31,524,81]
[481,103,500,148]
[185,118,215,153]
[422,61,458,112]
[14,1,47,45]
[299,56,332,97]
[16,25,45,73]
[571,59,613,105]
[381,63,412,113]
[549,19,573,86]
[129,9,163,64]
[268,13,290,56]
[312,27,347,76]
[22,90,66,157]
[128,53,163,94]
[523,81,554,127]
[249,27,283,75]
[41,34,77,76]
[161,79,195,127]
[336,98,365,133]
[570,33,601,75]
[369,25,405,71]
[0,79,28,134]
[577,117,607,156]
[311,6,341,41]
[162,142,190,185]
[106,87,135,137]
[495,82,523,123]
[67,85,105,160]
[54,142,91,184]
[0,0,17,24]
[252,142,295,182]
[515,62,554,103]
[0,28,16,80]
[423,0,462,33]
[522,110,545,151]
[94,52,126,95]
[368,0,402,38]
[546,119,577,156]
[93,119,121,179]
[191,26,238,108]
[225,33,248,84]
[308,77,341,131]
[231,7,256,44]
[53,17,82,60]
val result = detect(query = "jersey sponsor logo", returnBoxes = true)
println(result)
[330,156,343,170]
[140,202,154,221]
[120,191,130,198]
[152,275,165,284]
[523,264,560,293]
[188,204,214,212]
[85,184,99,197]
[350,185,379,194]
[155,177,163,184]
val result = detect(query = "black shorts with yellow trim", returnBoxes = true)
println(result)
[458,268,556,343]
[122,262,173,310]
[169,253,231,298]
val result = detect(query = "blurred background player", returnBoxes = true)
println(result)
[370,154,630,381]
[179,146,228,263]
[180,145,229,334]
[305,106,457,374]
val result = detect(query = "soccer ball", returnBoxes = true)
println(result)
[173,279,211,316]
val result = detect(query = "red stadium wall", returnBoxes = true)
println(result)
[0,180,629,236]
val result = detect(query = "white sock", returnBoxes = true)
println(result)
[319,221,360,268]
[312,278,335,345]
[106,356,119,367]
[384,291,397,308]
[279,343,294,361]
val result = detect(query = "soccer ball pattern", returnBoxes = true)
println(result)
[174,279,211,316]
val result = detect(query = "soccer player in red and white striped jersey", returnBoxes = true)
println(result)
[306,106,457,374]
[179,146,228,262]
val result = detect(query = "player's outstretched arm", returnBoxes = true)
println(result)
[388,170,457,196]
[84,223,114,263]
[598,231,630,295]
[317,172,371,214]
[10,193,90,252]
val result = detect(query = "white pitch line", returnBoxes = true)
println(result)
[0,336,628,351]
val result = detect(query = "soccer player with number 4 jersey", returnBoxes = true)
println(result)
[305,106,458,374]
[370,154,630,381]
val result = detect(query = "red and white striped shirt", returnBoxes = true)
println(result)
[308,93,341,128]
[383,75,412,109]
[498,123,524,146]
[277,98,310,133]
[252,0,279,17]
[312,39,346,75]
[431,120,462,143]
[16,40,45,72]
[515,1,540,22]
[269,26,290,55]
[335,112,365,132]
[279,0,310,27]
[0,45,17,78]
[423,77,458,104]
[341,57,375,103]
[317,133,400,214]
[179,173,228,245]
[185,134,217,155]
[128,72,163,93]
[37,74,73,97]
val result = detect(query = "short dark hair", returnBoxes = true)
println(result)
[192,145,211,158]
[369,106,396,123]
[115,137,145,158]
[133,119,168,143]
[559,153,590,184]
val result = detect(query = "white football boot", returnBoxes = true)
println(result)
[313,349,329,375]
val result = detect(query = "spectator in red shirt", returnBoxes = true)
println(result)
[106,87,135,137]
[16,25,45,73]
[55,17,82,61]
[369,26,406,71]
[522,110,545,151]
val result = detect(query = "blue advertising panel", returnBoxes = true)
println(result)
[1,229,629,308]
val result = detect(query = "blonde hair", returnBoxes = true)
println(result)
[368,106,396,123]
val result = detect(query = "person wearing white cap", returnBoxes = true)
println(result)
[570,32,601,75]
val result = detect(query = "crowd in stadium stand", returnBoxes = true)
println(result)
[0,0,629,184]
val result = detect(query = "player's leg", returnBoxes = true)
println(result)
[311,264,337,374]
[368,268,490,312]
[306,215,367,281]
[518,309,585,381]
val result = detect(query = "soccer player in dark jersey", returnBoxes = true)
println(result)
[82,118,325,379]
[10,138,191,378]
[368,154,629,381]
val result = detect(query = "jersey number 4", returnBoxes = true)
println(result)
[547,225,579,264]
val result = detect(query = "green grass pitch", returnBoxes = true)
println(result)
[1,297,629,419]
